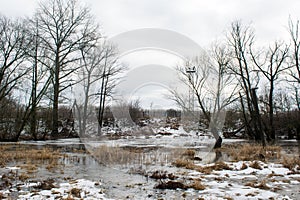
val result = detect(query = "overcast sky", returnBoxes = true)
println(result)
[1,0,299,109]
[1,0,300,45]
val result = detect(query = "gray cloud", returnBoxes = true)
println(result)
[1,0,299,45]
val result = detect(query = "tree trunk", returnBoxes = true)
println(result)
[52,83,59,137]
[239,92,253,139]
[52,54,60,137]
[30,40,38,140]
[269,81,275,141]
[98,73,106,134]
[251,88,266,147]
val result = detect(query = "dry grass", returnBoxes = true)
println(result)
[155,179,206,191]
[0,144,65,173]
[20,164,38,174]
[18,173,30,181]
[245,179,270,190]
[149,170,176,180]
[221,143,281,161]
[210,161,232,171]
[173,159,195,168]
[266,171,284,179]
[173,159,232,174]
[182,149,196,158]
[240,162,248,170]
[92,145,141,165]
[70,188,81,198]
[223,197,234,200]
[249,161,262,170]
[92,145,189,166]
[281,156,300,172]
[0,144,63,166]
[189,180,206,190]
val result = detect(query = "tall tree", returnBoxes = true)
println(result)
[251,41,289,141]
[21,16,53,140]
[97,45,123,132]
[35,0,99,137]
[74,41,123,136]
[208,42,239,148]
[176,54,211,122]
[288,17,300,83]
[287,17,300,112]
[226,21,265,144]
[172,44,237,148]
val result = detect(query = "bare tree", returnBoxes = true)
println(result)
[251,41,289,141]
[35,0,100,137]
[287,17,300,83]
[172,44,237,148]
[74,41,123,136]
[0,15,28,102]
[208,42,239,148]
[226,21,265,145]
[20,16,53,140]
[97,45,124,132]
[287,17,300,112]
[176,55,211,122]
[74,41,101,137]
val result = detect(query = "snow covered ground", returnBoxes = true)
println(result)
[165,161,300,199]
[17,179,110,200]
[1,159,299,199]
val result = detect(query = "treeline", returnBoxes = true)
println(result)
[172,20,300,145]
[0,0,124,141]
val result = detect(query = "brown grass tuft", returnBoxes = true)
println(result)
[266,171,284,178]
[240,162,248,170]
[211,161,232,171]
[18,173,30,181]
[245,179,270,190]
[182,149,196,158]
[155,181,187,190]
[173,159,232,175]
[281,156,300,172]
[173,159,194,168]
[221,144,281,161]
[189,180,206,190]
[249,161,262,170]
[223,197,234,200]
[70,188,81,198]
